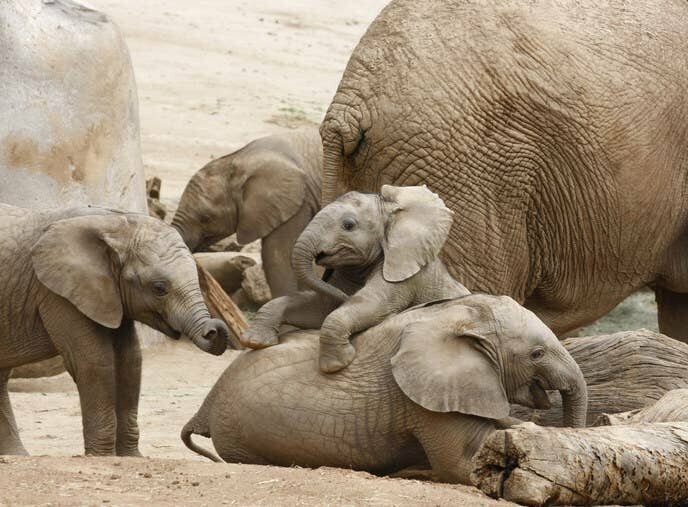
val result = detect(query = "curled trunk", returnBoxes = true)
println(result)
[291,223,348,303]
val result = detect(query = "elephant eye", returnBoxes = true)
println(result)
[530,348,545,361]
[342,217,357,231]
[152,281,169,297]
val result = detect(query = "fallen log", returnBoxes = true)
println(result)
[596,388,688,426]
[510,330,688,426]
[197,262,247,350]
[472,421,688,506]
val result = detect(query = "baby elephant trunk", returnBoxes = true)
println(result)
[188,318,229,356]
[291,222,349,302]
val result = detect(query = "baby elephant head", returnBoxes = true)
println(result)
[291,185,454,301]
[392,295,588,427]
[172,153,308,252]
[31,211,229,355]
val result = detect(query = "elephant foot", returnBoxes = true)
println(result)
[117,447,144,458]
[240,326,279,349]
[319,341,356,373]
[0,442,29,456]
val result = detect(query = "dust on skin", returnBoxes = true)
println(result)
[1,121,113,184]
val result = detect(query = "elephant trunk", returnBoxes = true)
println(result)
[171,209,201,252]
[189,318,229,356]
[291,223,349,303]
[559,359,588,428]
[175,293,228,356]
[321,143,342,206]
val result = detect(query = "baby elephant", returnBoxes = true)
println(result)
[241,185,469,372]
[172,128,322,297]
[183,295,588,484]
[0,205,229,457]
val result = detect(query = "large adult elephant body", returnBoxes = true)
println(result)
[320,0,688,338]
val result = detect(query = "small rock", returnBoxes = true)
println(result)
[110,474,121,480]
[242,264,272,306]
[143,472,152,478]
[191,481,200,487]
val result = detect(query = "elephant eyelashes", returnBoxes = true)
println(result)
[342,217,357,231]
[152,281,169,296]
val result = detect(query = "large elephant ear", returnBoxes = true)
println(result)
[31,214,128,329]
[391,305,509,419]
[381,185,454,282]
[236,157,307,245]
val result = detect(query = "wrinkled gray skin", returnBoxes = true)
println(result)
[0,204,229,457]
[183,295,587,485]
[241,185,469,372]
[172,128,322,297]
[320,0,688,341]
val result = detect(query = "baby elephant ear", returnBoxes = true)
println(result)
[381,185,454,282]
[31,214,127,329]
[236,158,307,245]
[391,305,509,420]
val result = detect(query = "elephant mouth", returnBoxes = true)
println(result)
[513,379,552,410]
[154,315,182,340]
[315,249,341,267]
[529,380,552,410]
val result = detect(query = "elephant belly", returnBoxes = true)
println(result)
[0,327,58,370]
[212,408,425,473]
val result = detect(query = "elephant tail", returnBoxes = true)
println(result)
[181,414,222,463]
[319,93,369,205]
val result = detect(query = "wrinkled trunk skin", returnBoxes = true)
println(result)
[171,289,228,356]
[171,208,202,253]
[553,351,588,428]
[291,221,349,302]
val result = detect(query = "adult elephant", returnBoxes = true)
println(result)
[319,0,688,339]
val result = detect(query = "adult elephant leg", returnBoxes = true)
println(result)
[39,296,118,456]
[656,287,688,343]
[114,320,142,457]
[0,368,28,455]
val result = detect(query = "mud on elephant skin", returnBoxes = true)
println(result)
[241,185,469,373]
[0,204,230,457]
[172,128,323,298]
[320,0,688,341]
[183,294,587,485]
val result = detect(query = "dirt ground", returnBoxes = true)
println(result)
[5,0,659,504]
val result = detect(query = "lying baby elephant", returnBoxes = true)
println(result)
[241,184,469,372]
[172,128,322,297]
[183,294,588,484]
[0,204,230,457]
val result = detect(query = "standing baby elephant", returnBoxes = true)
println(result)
[241,185,469,372]
[0,204,229,457]
[183,295,588,484]
[172,128,322,297]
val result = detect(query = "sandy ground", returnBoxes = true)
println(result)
[5,0,660,504]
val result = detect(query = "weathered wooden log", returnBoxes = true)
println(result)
[194,252,257,296]
[510,330,688,426]
[197,263,247,350]
[596,388,688,426]
[472,422,688,506]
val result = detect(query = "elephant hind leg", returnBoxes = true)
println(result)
[656,287,688,343]
[0,368,28,455]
